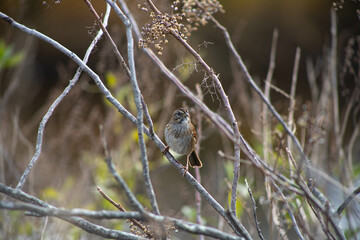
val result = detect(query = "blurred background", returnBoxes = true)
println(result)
[0,0,359,239]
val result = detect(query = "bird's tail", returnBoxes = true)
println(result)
[189,151,203,168]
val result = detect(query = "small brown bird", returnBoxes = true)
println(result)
[164,108,202,175]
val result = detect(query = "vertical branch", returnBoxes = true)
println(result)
[245,179,264,240]
[230,137,241,218]
[99,125,146,213]
[330,8,348,182]
[263,28,278,163]
[263,28,278,240]
[271,179,305,240]
[105,0,160,216]
[97,186,155,239]
[209,15,311,176]
[305,58,319,105]
[141,96,154,137]
[194,84,204,240]
[14,4,112,190]
[330,9,340,148]
[347,123,359,175]
[288,47,301,176]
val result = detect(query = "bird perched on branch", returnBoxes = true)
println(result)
[164,108,202,176]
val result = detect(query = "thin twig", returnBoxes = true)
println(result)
[141,95,154,137]
[217,151,252,165]
[40,216,48,240]
[330,8,348,184]
[305,58,319,104]
[194,84,204,240]
[245,179,264,240]
[13,4,111,190]
[296,178,345,239]
[347,123,359,176]
[307,197,336,240]
[271,179,305,240]
[83,0,131,78]
[97,186,154,239]
[269,83,291,99]
[263,28,278,164]
[145,0,162,15]
[100,124,145,214]
[330,8,340,152]
[336,185,360,215]
[263,28,278,240]
[99,126,154,238]
[340,88,359,145]
[209,14,311,177]
[102,151,145,213]
[288,47,301,177]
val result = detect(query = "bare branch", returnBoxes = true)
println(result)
[103,151,146,214]
[271,179,305,240]
[141,95,155,137]
[245,179,264,240]
[305,58,319,104]
[0,184,144,240]
[209,14,311,176]
[296,179,345,239]
[336,185,360,215]
[194,84,204,240]
[97,186,154,239]
[11,5,111,190]
[105,0,160,216]
[0,191,243,240]
[288,47,301,176]
[83,0,131,78]
[0,201,142,219]
[263,28,278,238]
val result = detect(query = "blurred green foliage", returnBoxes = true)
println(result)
[0,40,24,71]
